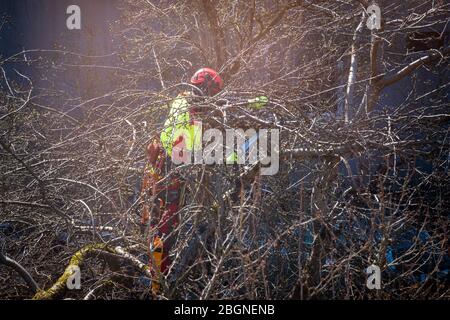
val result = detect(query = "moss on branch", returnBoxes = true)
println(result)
[32,243,113,300]
[32,243,152,300]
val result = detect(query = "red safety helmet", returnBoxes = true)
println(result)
[190,67,223,96]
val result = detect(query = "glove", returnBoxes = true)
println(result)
[247,95,268,109]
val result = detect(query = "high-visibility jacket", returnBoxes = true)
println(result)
[160,92,202,160]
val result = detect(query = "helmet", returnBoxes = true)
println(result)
[190,67,223,96]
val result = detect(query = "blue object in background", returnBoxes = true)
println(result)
[385,227,449,283]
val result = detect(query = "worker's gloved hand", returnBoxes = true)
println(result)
[247,95,268,109]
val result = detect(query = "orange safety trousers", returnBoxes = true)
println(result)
[141,139,182,293]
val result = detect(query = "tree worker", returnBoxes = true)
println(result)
[140,67,268,296]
